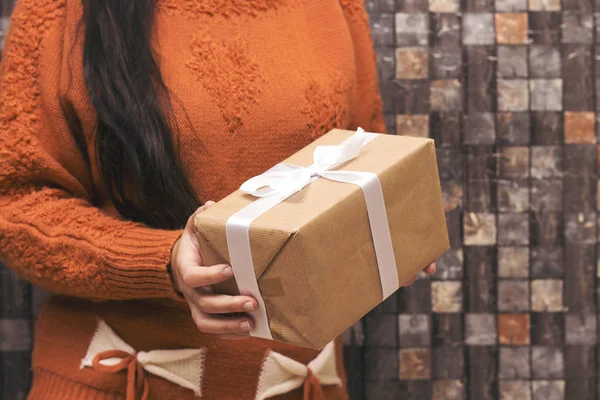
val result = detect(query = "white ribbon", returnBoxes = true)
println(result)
[255,341,341,400]
[81,319,205,397]
[226,128,400,340]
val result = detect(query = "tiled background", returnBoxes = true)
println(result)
[0,0,598,399]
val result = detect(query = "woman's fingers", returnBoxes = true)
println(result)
[423,262,436,275]
[190,306,254,334]
[194,292,258,314]
[179,263,234,288]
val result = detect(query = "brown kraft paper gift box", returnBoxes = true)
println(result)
[194,129,449,350]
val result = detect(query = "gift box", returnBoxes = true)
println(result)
[194,128,449,349]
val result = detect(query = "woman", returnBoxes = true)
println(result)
[0,0,435,398]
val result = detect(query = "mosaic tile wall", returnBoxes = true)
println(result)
[0,0,597,399]
[342,0,599,399]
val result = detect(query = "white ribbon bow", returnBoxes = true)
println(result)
[226,128,400,341]
[255,342,341,400]
[81,319,205,397]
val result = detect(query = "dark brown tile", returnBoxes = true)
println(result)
[467,347,498,400]
[497,112,531,145]
[564,145,597,212]
[531,112,563,144]
[531,312,565,345]
[398,279,432,313]
[433,313,463,346]
[395,80,431,114]
[430,14,462,79]
[564,243,595,313]
[465,246,497,312]
[562,45,594,111]
[433,347,464,379]
[499,347,531,379]
[530,210,563,245]
[465,46,496,112]
[529,12,561,45]
[430,112,462,147]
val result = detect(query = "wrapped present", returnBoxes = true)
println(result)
[194,128,449,349]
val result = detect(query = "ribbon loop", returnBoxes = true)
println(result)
[92,350,149,400]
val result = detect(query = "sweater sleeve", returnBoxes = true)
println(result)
[0,0,184,301]
[339,0,386,133]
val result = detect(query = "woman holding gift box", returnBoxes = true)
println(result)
[0,0,436,399]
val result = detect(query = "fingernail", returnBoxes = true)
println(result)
[243,301,255,311]
[222,266,233,277]
[241,321,252,331]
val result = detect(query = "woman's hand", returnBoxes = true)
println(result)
[402,262,436,287]
[170,201,257,337]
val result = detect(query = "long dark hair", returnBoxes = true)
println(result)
[78,0,200,229]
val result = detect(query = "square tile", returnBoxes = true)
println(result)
[500,348,531,379]
[529,46,561,78]
[561,11,593,44]
[397,114,429,137]
[498,213,530,246]
[531,381,565,400]
[495,13,529,44]
[496,0,528,10]
[564,112,596,144]
[530,79,563,111]
[499,313,531,345]
[498,180,529,212]
[565,212,596,244]
[399,314,431,347]
[528,0,560,10]
[531,279,564,311]
[463,13,495,45]
[498,280,530,311]
[433,380,465,400]
[464,113,496,145]
[532,347,564,379]
[531,179,563,211]
[365,314,398,347]
[396,13,429,46]
[432,347,464,379]
[432,281,463,312]
[430,79,463,111]
[399,348,431,379]
[498,247,529,278]
[441,180,464,212]
[498,147,530,178]
[498,46,528,78]
[434,249,464,280]
[531,146,563,178]
[365,348,398,380]
[500,381,531,399]
[0,320,31,351]
[497,112,531,145]
[370,14,395,47]
[465,313,497,345]
[377,47,396,82]
[565,313,597,344]
[498,79,529,111]
[531,246,564,278]
[396,47,429,79]
[464,212,497,246]
[429,0,461,12]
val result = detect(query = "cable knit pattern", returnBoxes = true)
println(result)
[1,0,382,398]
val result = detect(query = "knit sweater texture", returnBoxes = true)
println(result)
[0,0,385,398]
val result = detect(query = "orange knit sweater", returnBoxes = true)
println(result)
[0,0,385,399]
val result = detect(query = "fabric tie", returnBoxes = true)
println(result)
[303,368,326,400]
[81,319,205,398]
[91,350,149,400]
[255,341,341,400]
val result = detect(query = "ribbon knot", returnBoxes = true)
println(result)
[303,368,326,400]
[92,350,149,400]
